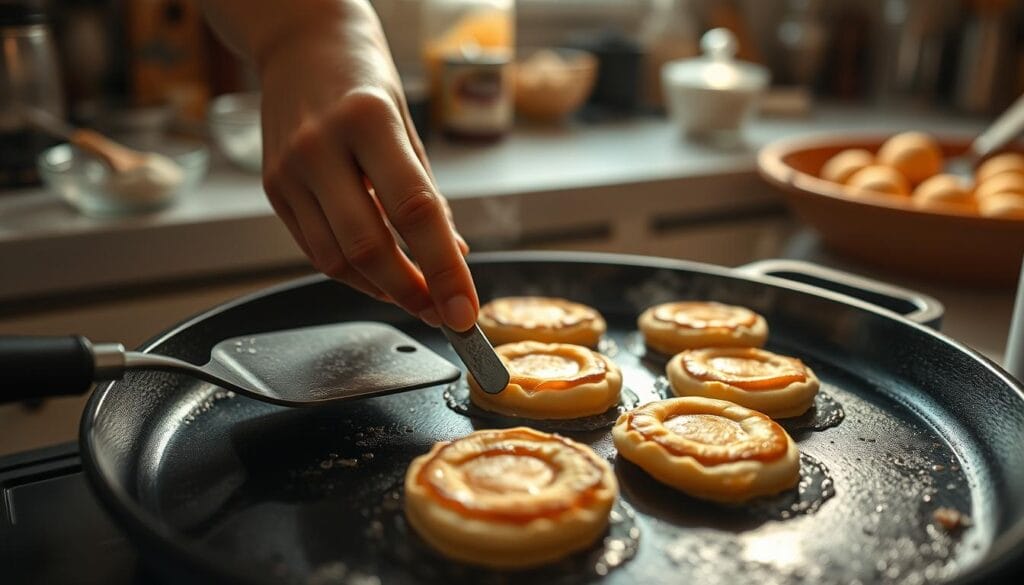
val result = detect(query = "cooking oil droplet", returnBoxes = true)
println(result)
[739,453,836,520]
[653,376,672,399]
[598,336,619,357]
[620,452,834,524]
[442,379,638,432]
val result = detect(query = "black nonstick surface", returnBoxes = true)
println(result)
[81,252,1024,585]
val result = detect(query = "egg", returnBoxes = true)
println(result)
[912,174,975,211]
[978,192,1024,219]
[820,149,875,184]
[976,152,1024,184]
[846,165,911,197]
[975,172,1024,200]
[876,132,943,184]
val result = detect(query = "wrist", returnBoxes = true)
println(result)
[249,0,368,74]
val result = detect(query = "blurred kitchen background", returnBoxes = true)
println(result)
[1,0,1023,453]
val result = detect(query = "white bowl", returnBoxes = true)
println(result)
[209,92,262,172]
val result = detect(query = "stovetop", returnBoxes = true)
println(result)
[0,443,158,584]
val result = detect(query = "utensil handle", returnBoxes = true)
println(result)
[70,129,139,173]
[737,260,944,328]
[441,324,509,394]
[969,92,1024,161]
[0,336,126,403]
[1004,259,1024,380]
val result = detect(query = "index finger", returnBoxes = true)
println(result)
[341,92,478,331]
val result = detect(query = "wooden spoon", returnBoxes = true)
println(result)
[23,106,168,174]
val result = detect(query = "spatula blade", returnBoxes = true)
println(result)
[207,322,461,406]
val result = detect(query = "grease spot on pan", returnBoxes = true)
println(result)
[181,388,235,425]
[780,391,846,433]
[622,331,674,368]
[617,452,835,524]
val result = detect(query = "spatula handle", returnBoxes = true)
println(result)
[0,336,125,403]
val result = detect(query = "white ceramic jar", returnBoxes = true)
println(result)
[661,28,769,144]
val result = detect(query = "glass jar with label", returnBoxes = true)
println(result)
[422,0,515,141]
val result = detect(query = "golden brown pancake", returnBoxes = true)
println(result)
[612,397,799,502]
[405,427,618,568]
[637,301,768,355]
[479,296,606,347]
[469,341,623,419]
[667,347,820,418]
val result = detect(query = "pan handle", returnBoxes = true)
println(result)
[736,259,944,329]
[0,335,127,403]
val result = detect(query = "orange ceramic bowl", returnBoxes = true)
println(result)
[758,133,1024,286]
[513,48,597,123]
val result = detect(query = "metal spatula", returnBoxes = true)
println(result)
[0,322,496,406]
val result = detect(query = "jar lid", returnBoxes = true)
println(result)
[662,28,769,92]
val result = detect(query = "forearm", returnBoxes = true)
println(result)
[200,0,370,69]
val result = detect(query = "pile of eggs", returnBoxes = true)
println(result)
[819,131,1024,219]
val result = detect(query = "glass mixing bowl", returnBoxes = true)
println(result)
[38,139,209,217]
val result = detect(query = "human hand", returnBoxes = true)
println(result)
[255,0,476,330]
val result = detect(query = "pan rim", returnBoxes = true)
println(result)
[79,251,1024,584]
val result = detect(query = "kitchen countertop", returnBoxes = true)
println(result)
[0,105,986,304]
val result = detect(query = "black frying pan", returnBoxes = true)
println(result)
[67,252,1024,584]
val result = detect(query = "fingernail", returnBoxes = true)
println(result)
[419,307,442,328]
[442,295,476,331]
